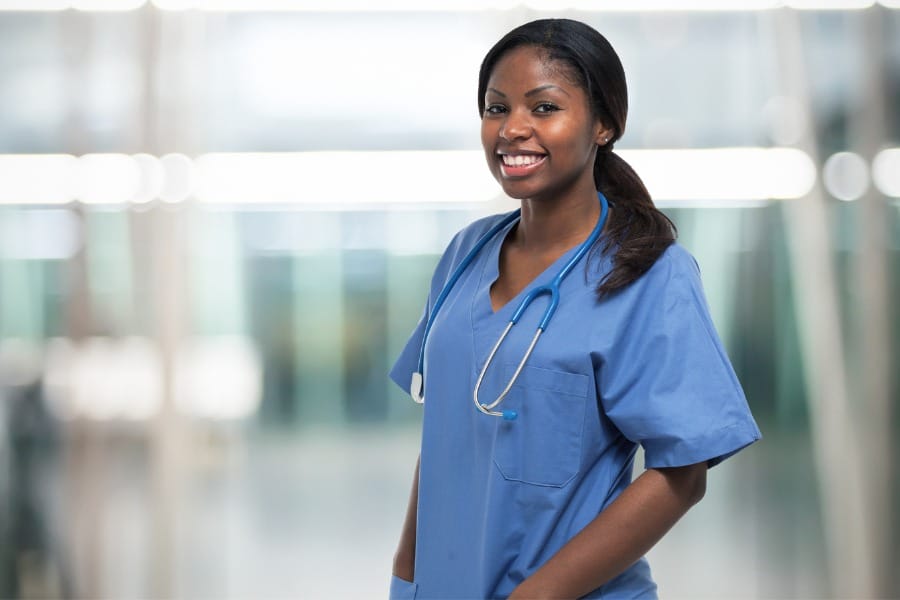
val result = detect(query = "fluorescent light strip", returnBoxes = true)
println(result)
[526,0,779,10]
[196,149,815,204]
[150,0,521,9]
[823,151,869,201]
[534,0,877,8]
[0,148,820,206]
[154,0,886,10]
[71,0,146,9]
[178,0,892,10]
[0,155,77,205]
[4,0,891,10]
[193,151,499,205]
[76,153,142,204]
[0,0,68,9]
[625,148,816,201]
[785,0,874,7]
[872,148,900,198]
[0,0,145,8]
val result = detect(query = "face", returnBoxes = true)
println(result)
[480,45,611,203]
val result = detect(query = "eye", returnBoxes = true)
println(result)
[484,103,507,116]
[534,102,560,113]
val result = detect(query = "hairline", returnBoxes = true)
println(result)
[481,42,596,116]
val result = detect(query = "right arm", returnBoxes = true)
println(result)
[392,455,419,582]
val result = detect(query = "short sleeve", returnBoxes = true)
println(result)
[597,245,761,469]
[388,228,460,396]
[389,303,428,394]
[388,224,465,395]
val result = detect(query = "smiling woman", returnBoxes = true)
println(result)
[477,22,682,300]
[389,17,760,600]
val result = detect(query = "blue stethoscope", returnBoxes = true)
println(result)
[410,191,609,421]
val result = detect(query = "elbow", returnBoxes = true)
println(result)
[660,462,707,507]
[690,472,707,505]
[686,463,707,506]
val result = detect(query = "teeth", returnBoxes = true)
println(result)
[502,154,543,167]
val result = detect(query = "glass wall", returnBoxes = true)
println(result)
[0,3,897,598]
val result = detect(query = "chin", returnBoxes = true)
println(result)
[496,179,538,201]
[500,188,530,200]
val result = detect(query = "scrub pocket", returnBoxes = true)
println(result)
[492,365,589,487]
[389,575,418,599]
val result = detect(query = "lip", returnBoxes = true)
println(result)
[497,151,547,178]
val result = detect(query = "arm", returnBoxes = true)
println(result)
[392,455,420,582]
[508,461,708,599]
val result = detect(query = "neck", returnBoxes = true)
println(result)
[514,190,601,252]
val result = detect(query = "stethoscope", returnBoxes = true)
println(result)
[409,191,609,421]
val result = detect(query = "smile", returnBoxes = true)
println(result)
[499,153,547,176]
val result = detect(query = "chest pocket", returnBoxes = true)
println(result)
[492,365,589,487]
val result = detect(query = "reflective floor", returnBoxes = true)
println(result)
[9,419,850,599]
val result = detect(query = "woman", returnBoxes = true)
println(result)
[389,18,760,599]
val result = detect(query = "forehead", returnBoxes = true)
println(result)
[486,45,581,94]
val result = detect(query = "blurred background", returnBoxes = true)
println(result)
[0,0,897,598]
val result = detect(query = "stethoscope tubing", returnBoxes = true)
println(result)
[473,193,608,419]
[411,210,520,404]
[412,192,609,421]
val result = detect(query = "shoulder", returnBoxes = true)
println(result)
[613,243,703,306]
[439,210,516,267]
[596,243,717,349]
[647,243,701,281]
[430,210,517,288]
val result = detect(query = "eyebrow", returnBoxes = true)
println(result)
[485,84,570,98]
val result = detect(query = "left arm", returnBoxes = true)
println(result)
[508,461,708,599]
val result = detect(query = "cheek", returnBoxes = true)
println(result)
[479,127,493,168]
[480,120,496,148]
[481,122,501,169]
[552,120,599,158]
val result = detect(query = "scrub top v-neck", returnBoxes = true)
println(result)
[390,211,761,599]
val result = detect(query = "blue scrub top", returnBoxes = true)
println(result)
[389,212,761,599]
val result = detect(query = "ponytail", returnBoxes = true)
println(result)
[592,145,676,298]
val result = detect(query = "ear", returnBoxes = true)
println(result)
[595,124,614,146]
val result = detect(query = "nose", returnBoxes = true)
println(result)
[499,108,532,142]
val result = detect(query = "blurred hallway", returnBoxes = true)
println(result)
[0,2,898,598]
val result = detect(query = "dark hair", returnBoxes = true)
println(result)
[477,18,676,298]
